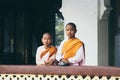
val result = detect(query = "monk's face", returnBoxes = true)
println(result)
[42,33,52,47]
[66,25,77,39]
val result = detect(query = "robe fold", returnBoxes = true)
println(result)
[62,38,83,60]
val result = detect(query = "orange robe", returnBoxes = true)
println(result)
[62,38,83,60]
[40,46,57,60]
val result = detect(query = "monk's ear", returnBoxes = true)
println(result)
[41,38,43,42]
[75,30,77,33]
[51,39,53,44]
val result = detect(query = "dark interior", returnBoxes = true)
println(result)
[0,0,62,65]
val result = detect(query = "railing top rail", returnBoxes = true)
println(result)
[0,65,120,76]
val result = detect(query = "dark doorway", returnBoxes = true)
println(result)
[0,0,62,65]
[109,0,120,66]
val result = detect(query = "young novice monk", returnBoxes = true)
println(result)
[56,22,85,66]
[36,32,57,65]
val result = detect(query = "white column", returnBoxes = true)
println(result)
[61,0,98,65]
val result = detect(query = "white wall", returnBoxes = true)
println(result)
[61,0,98,65]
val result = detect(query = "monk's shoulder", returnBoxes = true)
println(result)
[76,38,84,46]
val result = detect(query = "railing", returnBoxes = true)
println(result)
[0,65,120,80]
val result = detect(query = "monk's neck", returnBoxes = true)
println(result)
[68,37,76,40]
[44,45,51,49]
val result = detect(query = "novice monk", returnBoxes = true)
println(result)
[56,22,85,66]
[35,32,57,65]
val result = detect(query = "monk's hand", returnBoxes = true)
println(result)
[45,59,54,65]
[44,61,49,64]
[48,59,54,65]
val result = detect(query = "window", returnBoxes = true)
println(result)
[55,14,64,47]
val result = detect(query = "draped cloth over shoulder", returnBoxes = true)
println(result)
[40,46,57,59]
[62,38,84,60]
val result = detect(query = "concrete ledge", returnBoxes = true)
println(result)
[0,65,120,76]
